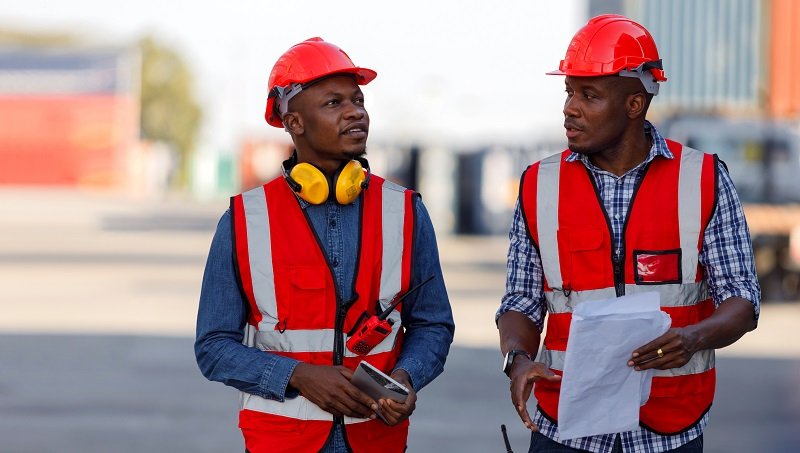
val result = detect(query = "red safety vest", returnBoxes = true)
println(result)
[520,140,718,435]
[230,174,415,453]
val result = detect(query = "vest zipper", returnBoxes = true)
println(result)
[332,197,363,448]
[334,297,348,366]
[585,166,627,298]
[298,203,354,440]
[613,249,625,297]
[613,161,652,298]
[332,297,346,445]
[332,297,358,450]
[583,162,652,299]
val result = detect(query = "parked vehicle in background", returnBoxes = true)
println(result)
[663,116,800,301]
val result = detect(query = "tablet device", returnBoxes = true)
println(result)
[351,361,409,403]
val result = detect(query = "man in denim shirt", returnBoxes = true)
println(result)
[195,38,454,453]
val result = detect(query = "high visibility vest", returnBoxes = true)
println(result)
[520,140,718,435]
[230,174,415,453]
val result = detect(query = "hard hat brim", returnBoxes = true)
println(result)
[546,68,619,77]
[295,67,377,87]
[332,67,377,86]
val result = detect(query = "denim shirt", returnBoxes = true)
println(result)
[195,185,454,405]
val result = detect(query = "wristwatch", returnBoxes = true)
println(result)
[502,349,532,377]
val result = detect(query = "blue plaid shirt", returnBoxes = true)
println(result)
[497,121,761,453]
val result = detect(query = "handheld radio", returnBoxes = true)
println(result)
[346,275,435,356]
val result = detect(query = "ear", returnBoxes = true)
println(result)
[626,92,647,120]
[282,112,304,135]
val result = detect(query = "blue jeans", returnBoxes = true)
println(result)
[528,432,703,453]
[321,425,349,453]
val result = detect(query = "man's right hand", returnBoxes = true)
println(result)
[508,358,561,431]
[289,363,377,419]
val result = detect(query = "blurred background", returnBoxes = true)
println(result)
[1,0,799,452]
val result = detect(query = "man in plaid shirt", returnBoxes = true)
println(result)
[497,15,760,453]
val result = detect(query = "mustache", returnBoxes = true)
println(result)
[564,119,583,130]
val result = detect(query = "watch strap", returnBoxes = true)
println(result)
[503,349,532,377]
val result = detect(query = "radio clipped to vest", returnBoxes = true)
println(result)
[281,152,371,205]
[346,275,434,356]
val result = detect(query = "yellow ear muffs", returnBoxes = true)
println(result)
[289,162,329,205]
[333,160,366,205]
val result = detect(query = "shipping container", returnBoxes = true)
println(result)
[768,0,800,118]
[624,0,765,116]
[0,47,139,186]
[612,0,800,120]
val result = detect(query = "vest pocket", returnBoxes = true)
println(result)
[560,228,609,290]
[286,266,333,328]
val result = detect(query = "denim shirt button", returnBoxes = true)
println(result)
[332,257,339,267]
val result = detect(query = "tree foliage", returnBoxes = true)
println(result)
[0,29,202,189]
[138,36,202,187]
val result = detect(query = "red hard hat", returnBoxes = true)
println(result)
[548,15,666,92]
[264,37,377,127]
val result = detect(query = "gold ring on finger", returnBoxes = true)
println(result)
[657,348,664,358]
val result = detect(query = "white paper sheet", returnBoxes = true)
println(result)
[556,291,671,441]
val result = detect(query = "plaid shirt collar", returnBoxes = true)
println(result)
[565,120,673,170]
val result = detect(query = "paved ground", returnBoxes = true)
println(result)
[1,188,799,452]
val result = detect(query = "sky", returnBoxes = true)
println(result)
[0,1,586,152]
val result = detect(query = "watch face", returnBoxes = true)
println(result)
[503,352,512,373]
[503,350,528,376]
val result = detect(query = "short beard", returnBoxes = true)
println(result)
[342,150,366,160]
[567,144,598,155]
[568,132,623,156]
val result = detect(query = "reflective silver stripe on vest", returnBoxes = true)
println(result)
[254,323,402,357]
[536,154,563,289]
[379,180,406,303]
[241,186,279,331]
[239,392,371,423]
[537,346,714,376]
[624,282,708,307]
[544,287,618,314]
[678,146,704,283]
[544,282,709,314]
[243,322,257,347]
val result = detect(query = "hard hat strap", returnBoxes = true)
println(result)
[271,82,305,119]
[619,61,661,95]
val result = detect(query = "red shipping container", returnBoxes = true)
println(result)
[0,95,137,186]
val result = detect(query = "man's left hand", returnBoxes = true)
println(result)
[628,327,700,370]
[377,369,417,426]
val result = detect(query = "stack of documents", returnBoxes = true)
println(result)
[557,291,671,441]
